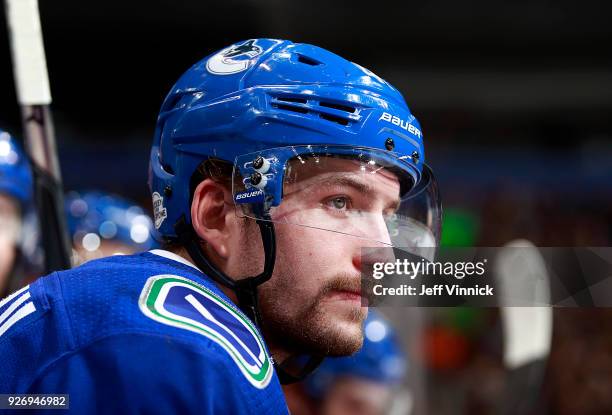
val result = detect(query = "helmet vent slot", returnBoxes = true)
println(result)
[296,54,323,66]
[319,113,350,126]
[319,101,356,113]
[276,96,308,104]
[269,93,359,126]
[272,103,309,114]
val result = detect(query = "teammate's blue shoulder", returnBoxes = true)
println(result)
[0,279,66,393]
[0,283,44,341]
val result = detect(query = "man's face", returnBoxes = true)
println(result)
[0,194,20,293]
[231,158,401,356]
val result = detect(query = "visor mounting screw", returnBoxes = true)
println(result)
[164,185,172,198]
[250,172,267,189]
[253,156,271,173]
[411,151,420,162]
[253,156,264,169]
[385,138,395,151]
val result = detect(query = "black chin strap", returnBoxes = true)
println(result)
[276,354,326,384]
[173,215,323,383]
[174,215,274,326]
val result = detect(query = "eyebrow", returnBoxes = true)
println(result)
[289,174,401,211]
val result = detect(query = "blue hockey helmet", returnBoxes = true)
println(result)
[149,39,441,248]
[305,310,407,398]
[65,191,156,255]
[0,130,33,209]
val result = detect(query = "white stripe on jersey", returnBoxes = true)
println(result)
[0,285,29,311]
[0,291,31,326]
[0,301,36,337]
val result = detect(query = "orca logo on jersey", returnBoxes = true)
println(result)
[206,39,263,75]
[378,112,422,138]
[139,275,273,389]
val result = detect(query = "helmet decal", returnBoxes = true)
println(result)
[206,39,264,75]
[152,191,167,229]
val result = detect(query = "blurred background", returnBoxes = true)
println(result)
[1,1,611,414]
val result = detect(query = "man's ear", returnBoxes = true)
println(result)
[190,178,233,259]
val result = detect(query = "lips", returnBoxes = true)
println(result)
[319,274,369,306]
[331,289,362,300]
[327,288,369,307]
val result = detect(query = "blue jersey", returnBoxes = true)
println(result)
[0,250,288,414]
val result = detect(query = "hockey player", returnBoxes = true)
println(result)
[0,39,441,413]
[0,130,36,298]
[285,310,408,415]
[65,191,156,265]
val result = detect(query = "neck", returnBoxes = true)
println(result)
[169,246,240,301]
[268,344,292,364]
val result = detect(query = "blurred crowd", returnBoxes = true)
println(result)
[0,130,157,298]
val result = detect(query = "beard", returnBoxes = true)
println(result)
[232,220,367,357]
[258,272,367,357]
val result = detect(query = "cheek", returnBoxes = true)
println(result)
[225,219,265,277]
[273,224,357,285]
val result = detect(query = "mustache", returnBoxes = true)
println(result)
[319,274,362,296]
[316,273,373,307]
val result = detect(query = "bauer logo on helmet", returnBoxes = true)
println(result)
[378,112,422,138]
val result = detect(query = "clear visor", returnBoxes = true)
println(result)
[233,147,441,248]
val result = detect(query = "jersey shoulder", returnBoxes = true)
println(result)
[0,251,275,393]
[28,331,287,414]
[62,252,274,389]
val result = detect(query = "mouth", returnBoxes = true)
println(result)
[321,274,370,306]
[327,289,367,306]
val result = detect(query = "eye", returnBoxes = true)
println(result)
[325,196,350,211]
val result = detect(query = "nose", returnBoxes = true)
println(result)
[367,212,393,247]
[354,246,396,272]
[352,215,396,273]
